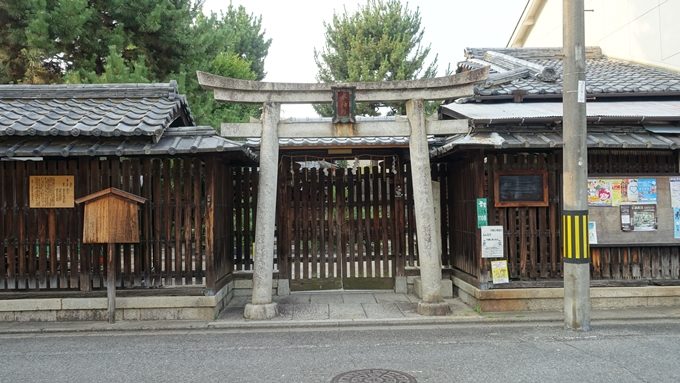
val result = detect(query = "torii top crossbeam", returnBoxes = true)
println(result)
[197,67,488,104]
[197,68,488,139]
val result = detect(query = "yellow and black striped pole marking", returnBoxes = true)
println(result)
[562,210,590,263]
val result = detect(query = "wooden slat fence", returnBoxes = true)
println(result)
[0,156,230,291]
[433,157,483,278]
[276,157,410,289]
[440,148,680,285]
[486,151,563,281]
[402,162,419,268]
[230,166,258,272]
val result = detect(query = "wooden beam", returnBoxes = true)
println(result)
[221,119,469,138]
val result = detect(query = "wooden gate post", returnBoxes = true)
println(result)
[407,99,451,316]
[244,102,281,320]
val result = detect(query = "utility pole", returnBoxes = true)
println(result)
[562,0,591,331]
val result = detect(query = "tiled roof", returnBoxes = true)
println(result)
[441,100,680,122]
[247,137,409,147]
[245,136,437,148]
[0,127,256,160]
[458,47,680,100]
[431,128,680,157]
[0,82,192,141]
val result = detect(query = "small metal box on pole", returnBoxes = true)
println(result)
[75,187,147,323]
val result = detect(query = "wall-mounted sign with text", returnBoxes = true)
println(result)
[481,225,504,258]
[29,176,75,208]
[476,198,488,228]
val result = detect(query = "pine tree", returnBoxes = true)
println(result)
[314,0,437,116]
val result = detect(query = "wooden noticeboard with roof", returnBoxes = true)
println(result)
[75,187,147,323]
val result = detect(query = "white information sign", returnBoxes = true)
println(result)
[577,80,586,103]
[670,177,680,208]
[481,225,504,258]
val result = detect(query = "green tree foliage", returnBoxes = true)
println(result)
[0,0,271,126]
[184,52,257,129]
[178,5,269,126]
[189,5,270,81]
[314,0,438,116]
[64,46,150,84]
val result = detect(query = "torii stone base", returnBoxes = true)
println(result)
[244,302,279,320]
[417,301,452,316]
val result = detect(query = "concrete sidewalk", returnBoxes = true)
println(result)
[2,291,680,335]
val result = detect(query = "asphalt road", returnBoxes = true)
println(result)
[2,320,680,382]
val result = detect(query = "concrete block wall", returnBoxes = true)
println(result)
[232,276,290,297]
[0,282,234,322]
[453,276,680,312]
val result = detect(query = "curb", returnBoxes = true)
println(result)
[3,310,680,335]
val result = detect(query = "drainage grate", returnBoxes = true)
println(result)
[331,369,417,383]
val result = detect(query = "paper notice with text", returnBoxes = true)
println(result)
[29,176,75,208]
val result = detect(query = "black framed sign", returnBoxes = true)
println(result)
[494,169,549,207]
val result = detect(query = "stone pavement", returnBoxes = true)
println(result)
[2,290,680,335]
[219,291,479,322]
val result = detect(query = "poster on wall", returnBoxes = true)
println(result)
[620,204,632,231]
[621,204,657,232]
[588,178,658,206]
[491,260,509,284]
[481,226,504,258]
[610,179,623,206]
[637,178,657,203]
[623,178,639,203]
[674,208,680,239]
[588,221,598,244]
[670,177,680,208]
[587,179,612,206]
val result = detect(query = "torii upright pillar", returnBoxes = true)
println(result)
[244,102,280,320]
[407,99,451,316]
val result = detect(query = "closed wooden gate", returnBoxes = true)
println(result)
[277,157,406,291]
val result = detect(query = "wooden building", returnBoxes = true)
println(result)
[5,50,680,318]
[0,82,255,299]
[432,47,680,308]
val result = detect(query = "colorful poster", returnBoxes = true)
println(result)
[674,208,680,239]
[637,178,657,203]
[491,260,509,284]
[481,226,504,258]
[624,178,639,203]
[588,221,598,245]
[610,179,623,206]
[587,179,612,206]
[670,177,680,208]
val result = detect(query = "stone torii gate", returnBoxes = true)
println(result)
[198,68,488,320]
